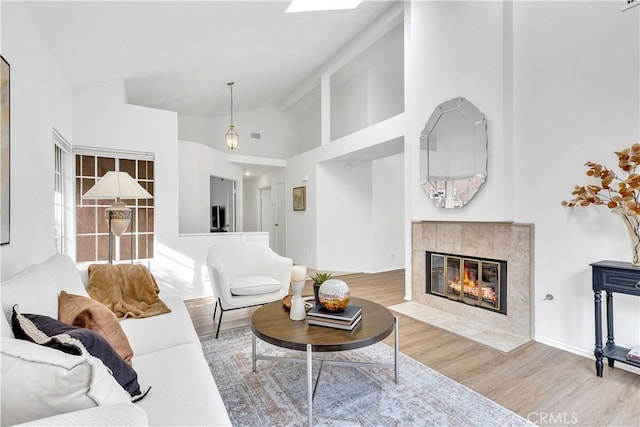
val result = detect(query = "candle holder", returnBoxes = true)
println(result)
[289,281,306,321]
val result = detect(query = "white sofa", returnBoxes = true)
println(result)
[0,254,231,426]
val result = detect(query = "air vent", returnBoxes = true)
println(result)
[251,132,261,139]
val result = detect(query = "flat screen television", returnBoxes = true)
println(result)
[211,205,226,232]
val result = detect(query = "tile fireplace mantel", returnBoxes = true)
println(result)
[409,221,535,350]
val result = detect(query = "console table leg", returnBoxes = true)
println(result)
[596,358,603,377]
[594,290,603,377]
[605,291,615,369]
[307,344,313,427]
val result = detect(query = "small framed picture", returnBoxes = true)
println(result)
[293,186,306,211]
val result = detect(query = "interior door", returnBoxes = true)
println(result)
[260,187,275,251]
[275,182,287,256]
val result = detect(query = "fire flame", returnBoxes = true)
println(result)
[449,267,497,304]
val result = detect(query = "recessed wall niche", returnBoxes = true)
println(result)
[330,22,404,140]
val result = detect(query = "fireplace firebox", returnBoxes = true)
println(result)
[426,251,507,315]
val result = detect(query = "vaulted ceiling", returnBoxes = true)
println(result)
[24,0,396,117]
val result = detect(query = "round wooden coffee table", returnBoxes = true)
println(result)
[250,297,398,426]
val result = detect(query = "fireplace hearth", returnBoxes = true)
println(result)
[411,221,533,347]
[426,251,507,315]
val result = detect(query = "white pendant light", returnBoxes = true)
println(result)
[225,82,239,150]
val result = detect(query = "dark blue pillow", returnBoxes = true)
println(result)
[11,305,143,398]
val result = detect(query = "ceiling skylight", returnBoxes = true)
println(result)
[286,0,363,13]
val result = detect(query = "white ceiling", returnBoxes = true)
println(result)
[24,0,396,117]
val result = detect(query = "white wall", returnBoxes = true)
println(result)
[330,22,404,141]
[286,149,318,267]
[331,72,369,140]
[244,170,286,230]
[286,113,405,270]
[317,161,373,271]
[0,2,74,279]
[178,140,244,234]
[288,86,322,152]
[406,1,640,360]
[179,104,302,159]
[243,176,261,233]
[372,152,405,272]
[512,2,640,354]
[316,153,406,273]
[366,23,404,126]
[407,1,511,222]
[178,115,216,147]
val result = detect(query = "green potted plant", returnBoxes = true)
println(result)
[310,272,333,306]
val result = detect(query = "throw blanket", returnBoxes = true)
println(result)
[87,264,171,319]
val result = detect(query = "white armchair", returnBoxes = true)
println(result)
[206,241,293,338]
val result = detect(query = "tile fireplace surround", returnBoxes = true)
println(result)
[410,221,534,352]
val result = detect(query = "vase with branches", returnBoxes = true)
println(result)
[562,143,640,265]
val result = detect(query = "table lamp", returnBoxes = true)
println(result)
[82,171,153,263]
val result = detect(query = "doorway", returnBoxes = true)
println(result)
[275,182,287,256]
[210,176,236,232]
[259,182,287,255]
[260,187,275,250]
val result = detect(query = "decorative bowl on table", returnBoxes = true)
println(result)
[318,279,350,312]
[282,295,315,311]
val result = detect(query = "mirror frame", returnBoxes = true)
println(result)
[420,97,487,208]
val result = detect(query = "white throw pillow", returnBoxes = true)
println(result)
[1,337,131,426]
[1,268,59,336]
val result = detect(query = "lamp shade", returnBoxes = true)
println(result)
[82,171,153,200]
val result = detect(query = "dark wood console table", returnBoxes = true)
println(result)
[591,260,640,377]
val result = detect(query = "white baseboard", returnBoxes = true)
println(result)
[535,335,640,375]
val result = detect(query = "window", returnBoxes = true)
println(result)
[74,148,154,263]
[53,130,70,254]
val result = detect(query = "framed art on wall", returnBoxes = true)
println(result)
[293,186,306,211]
[1,55,10,246]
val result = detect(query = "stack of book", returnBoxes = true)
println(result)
[626,345,640,363]
[307,305,362,330]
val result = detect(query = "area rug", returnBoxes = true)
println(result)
[201,327,532,426]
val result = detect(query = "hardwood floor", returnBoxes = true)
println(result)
[186,270,640,426]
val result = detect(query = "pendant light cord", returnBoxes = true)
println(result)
[228,82,234,127]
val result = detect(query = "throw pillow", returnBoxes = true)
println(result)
[1,337,131,426]
[11,305,144,399]
[58,291,134,365]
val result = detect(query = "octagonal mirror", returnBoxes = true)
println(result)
[420,97,487,208]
